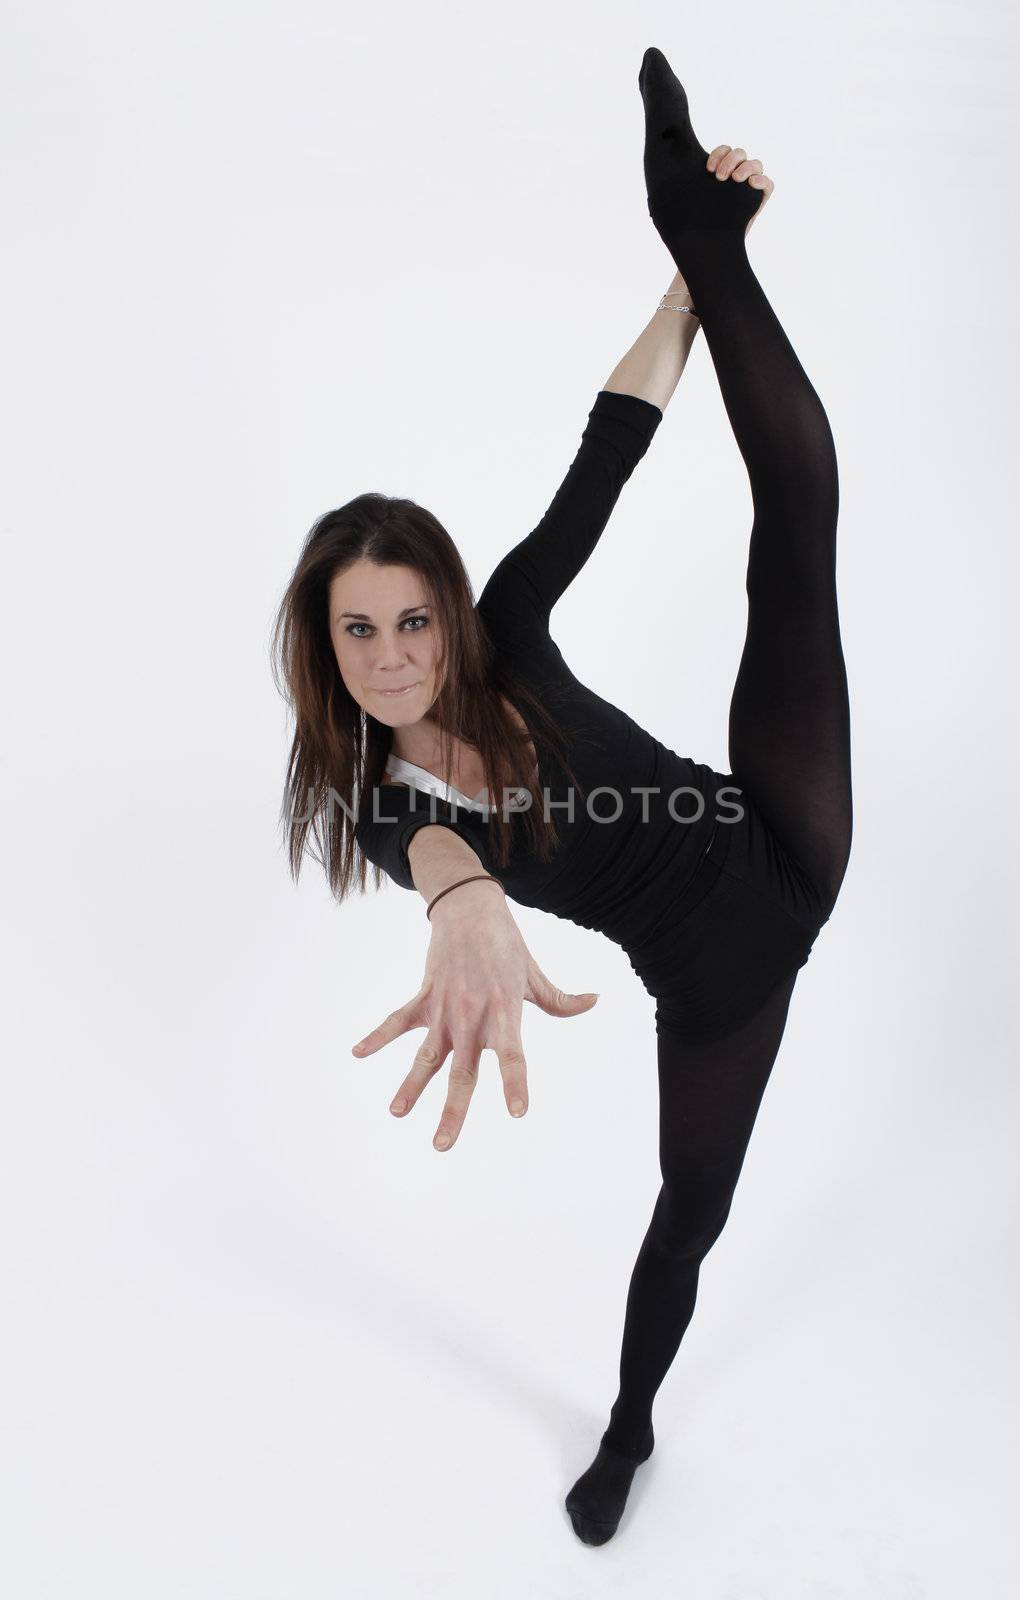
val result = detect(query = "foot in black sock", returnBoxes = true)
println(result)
[638,46,762,252]
[564,1429,654,1546]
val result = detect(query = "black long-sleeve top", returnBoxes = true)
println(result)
[354,388,724,956]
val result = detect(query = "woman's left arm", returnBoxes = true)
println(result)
[475,268,700,633]
[602,268,700,412]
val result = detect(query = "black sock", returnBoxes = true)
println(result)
[638,46,763,315]
[564,1425,654,1546]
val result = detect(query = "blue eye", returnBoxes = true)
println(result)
[346,616,429,639]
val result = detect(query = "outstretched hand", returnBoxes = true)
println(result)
[351,884,599,1152]
[704,144,775,237]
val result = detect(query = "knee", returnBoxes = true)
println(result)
[815,832,852,922]
[652,1183,735,1265]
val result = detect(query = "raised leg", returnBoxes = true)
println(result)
[639,46,853,910]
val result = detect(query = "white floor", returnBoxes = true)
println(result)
[4,853,1015,1596]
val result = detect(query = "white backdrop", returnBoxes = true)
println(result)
[3,1,1017,1593]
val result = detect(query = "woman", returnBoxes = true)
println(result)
[273,47,852,1546]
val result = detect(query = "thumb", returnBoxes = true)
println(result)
[527,968,600,1017]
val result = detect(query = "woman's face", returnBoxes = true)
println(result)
[329,559,441,725]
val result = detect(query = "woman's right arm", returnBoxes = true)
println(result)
[351,823,599,1153]
[405,822,503,908]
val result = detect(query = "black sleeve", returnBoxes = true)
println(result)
[477,388,663,632]
[355,783,493,892]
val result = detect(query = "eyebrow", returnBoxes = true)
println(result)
[334,603,431,623]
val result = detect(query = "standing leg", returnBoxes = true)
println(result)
[640,47,853,910]
[565,969,797,1544]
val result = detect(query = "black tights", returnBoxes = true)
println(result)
[601,51,853,1463]
[602,970,798,1459]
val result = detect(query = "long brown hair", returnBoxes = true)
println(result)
[270,492,585,901]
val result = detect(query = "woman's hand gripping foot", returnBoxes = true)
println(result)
[638,45,774,250]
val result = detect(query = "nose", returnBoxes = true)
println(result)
[374,636,414,669]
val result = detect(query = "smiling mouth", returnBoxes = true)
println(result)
[375,682,420,696]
